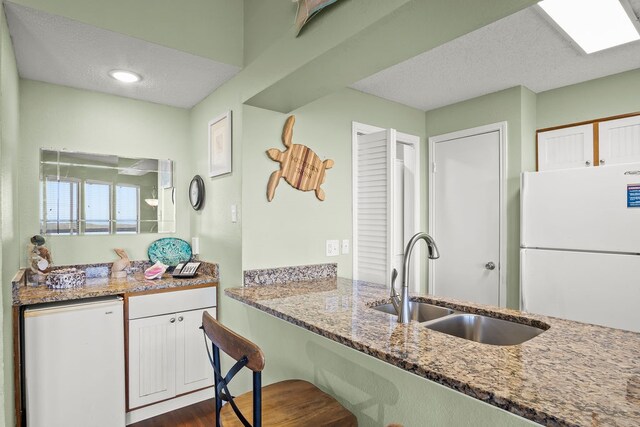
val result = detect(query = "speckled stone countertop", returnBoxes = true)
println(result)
[12,261,218,306]
[226,278,640,427]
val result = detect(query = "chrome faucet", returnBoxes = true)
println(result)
[390,232,440,323]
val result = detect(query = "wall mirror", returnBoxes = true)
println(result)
[40,149,176,235]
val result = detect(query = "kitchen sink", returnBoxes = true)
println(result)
[372,301,455,323]
[424,313,545,346]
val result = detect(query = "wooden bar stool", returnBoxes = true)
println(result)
[201,312,358,427]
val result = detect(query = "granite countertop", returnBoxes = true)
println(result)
[226,277,640,426]
[13,261,219,306]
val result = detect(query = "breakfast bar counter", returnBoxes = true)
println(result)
[226,277,640,427]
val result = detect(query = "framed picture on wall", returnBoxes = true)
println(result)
[208,110,232,177]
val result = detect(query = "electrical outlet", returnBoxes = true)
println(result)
[341,239,349,254]
[326,240,339,257]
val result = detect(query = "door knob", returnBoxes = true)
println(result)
[485,262,496,270]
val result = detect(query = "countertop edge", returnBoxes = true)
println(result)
[224,288,569,427]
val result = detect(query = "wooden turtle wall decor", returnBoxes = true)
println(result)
[266,115,334,201]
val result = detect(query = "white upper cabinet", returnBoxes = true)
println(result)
[537,124,594,171]
[599,115,640,166]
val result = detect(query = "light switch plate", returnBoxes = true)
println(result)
[231,204,238,223]
[326,240,339,257]
[341,239,349,254]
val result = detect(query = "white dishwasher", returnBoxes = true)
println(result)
[24,297,126,427]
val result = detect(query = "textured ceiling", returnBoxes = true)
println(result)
[351,4,640,112]
[5,2,241,109]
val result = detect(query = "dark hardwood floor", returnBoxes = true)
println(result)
[129,399,216,427]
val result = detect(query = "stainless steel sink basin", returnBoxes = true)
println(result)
[424,313,545,346]
[372,301,455,323]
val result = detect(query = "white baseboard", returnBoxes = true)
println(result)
[126,388,214,425]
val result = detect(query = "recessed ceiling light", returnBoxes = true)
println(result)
[539,0,640,54]
[109,70,142,83]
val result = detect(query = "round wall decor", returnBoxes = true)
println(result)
[189,175,205,210]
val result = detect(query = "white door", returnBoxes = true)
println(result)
[429,126,503,306]
[353,130,395,286]
[175,308,216,395]
[128,313,177,409]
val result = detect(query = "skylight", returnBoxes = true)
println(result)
[539,0,640,54]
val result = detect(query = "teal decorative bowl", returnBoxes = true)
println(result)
[147,238,192,267]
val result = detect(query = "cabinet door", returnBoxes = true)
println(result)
[129,313,177,409]
[537,124,594,171]
[175,307,216,395]
[599,115,640,166]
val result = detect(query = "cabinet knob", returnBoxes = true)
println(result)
[585,160,591,166]
[600,159,605,165]
[170,317,176,323]
[178,316,184,322]
[485,261,496,270]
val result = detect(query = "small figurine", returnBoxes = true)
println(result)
[111,248,130,279]
[28,235,53,279]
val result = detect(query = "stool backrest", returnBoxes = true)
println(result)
[201,311,265,427]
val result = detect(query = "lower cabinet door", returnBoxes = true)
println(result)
[129,313,177,409]
[175,307,216,395]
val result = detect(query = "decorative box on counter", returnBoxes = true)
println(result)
[45,268,87,289]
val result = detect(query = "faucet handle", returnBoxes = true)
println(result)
[390,268,400,315]
[390,268,398,295]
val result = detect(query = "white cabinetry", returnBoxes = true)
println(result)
[128,287,216,410]
[129,313,177,407]
[537,124,594,171]
[176,308,216,395]
[599,115,640,166]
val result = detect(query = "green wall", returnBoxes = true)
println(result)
[242,89,426,278]
[18,80,191,266]
[537,68,640,129]
[521,87,537,172]
[8,0,244,66]
[0,8,19,426]
[425,86,535,309]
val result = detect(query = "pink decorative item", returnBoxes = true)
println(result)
[144,262,167,280]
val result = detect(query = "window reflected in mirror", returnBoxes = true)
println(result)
[40,149,176,235]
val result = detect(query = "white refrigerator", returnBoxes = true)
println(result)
[520,163,640,332]
[24,297,126,427]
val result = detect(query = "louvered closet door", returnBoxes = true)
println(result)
[354,130,395,285]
